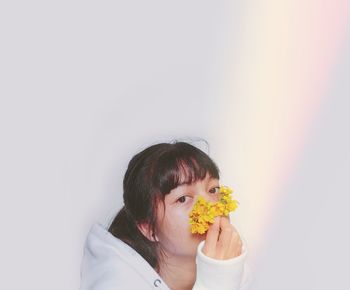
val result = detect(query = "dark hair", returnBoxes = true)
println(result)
[107,141,220,272]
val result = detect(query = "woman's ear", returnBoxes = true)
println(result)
[137,222,159,242]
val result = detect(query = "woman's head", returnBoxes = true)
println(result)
[108,141,220,271]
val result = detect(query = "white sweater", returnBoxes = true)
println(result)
[79,223,253,290]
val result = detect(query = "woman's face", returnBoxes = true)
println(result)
[155,172,220,259]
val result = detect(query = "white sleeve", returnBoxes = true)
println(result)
[192,238,253,290]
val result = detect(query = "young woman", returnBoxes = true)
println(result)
[80,141,252,290]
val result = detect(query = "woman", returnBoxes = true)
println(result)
[80,141,252,290]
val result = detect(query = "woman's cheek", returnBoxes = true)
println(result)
[183,201,194,216]
[173,206,190,223]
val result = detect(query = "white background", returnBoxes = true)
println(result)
[0,1,349,289]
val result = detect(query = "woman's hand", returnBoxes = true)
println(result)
[202,215,242,259]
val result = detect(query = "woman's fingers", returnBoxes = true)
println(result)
[217,216,233,259]
[226,221,242,258]
[202,216,220,258]
[229,233,242,257]
[203,215,243,260]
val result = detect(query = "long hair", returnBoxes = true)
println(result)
[107,141,220,272]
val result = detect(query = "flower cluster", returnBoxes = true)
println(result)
[188,185,239,234]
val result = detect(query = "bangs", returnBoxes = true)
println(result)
[150,146,220,197]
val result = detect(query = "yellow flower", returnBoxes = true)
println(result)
[189,185,239,234]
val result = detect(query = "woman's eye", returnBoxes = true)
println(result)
[177,196,188,203]
[209,186,220,194]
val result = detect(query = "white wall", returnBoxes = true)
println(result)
[0,1,237,289]
[1,1,349,289]
[252,32,350,289]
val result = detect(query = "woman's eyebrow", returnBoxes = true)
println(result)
[174,184,192,194]
[176,180,195,188]
[168,184,192,197]
[208,177,219,183]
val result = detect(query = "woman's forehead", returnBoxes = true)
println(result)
[172,174,218,191]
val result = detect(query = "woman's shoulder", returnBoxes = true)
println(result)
[79,222,170,290]
[83,222,139,258]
